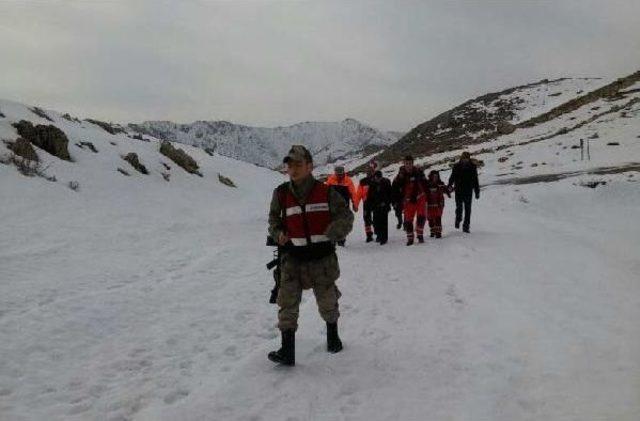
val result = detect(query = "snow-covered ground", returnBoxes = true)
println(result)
[1,98,639,420]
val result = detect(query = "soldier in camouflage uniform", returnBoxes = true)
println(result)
[267,145,354,366]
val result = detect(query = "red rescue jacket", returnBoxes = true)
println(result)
[277,181,334,260]
[395,168,427,204]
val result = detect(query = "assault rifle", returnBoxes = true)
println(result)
[266,236,281,304]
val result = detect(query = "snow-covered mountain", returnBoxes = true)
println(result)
[129,118,399,169]
[371,76,613,167]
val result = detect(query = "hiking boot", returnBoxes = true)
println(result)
[455,220,460,229]
[396,222,402,230]
[406,238,414,246]
[463,226,470,233]
[379,239,387,245]
[435,232,442,239]
[430,232,435,238]
[268,330,295,366]
[366,233,373,243]
[417,235,424,243]
[327,322,343,353]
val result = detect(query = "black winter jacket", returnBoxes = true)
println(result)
[367,177,392,211]
[448,161,480,196]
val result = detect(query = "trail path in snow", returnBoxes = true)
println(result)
[154,180,639,421]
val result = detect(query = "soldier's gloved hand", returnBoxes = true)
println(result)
[277,232,289,246]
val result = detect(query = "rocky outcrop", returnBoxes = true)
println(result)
[12,120,71,161]
[218,173,236,187]
[497,121,516,135]
[159,141,201,176]
[122,152,148,174]
[85,118,126,135]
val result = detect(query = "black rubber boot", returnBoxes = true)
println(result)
[463,226,470,233]
[268,329,295,366]
[435,232,442,238]
[430,232,435,238]
[366,233,374,243]
[406,238,414,246]
[417,235,424,243]
[327,322,343,353]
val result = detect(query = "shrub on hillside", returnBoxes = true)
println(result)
[159,141,201,176]
[0,151,56,181]
[7,138,39,161]
[29,107,54,122]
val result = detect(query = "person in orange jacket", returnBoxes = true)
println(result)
[325,166,358,246]
[355,160,378,242]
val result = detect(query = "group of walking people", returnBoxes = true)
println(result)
[266,145,480,367]
[326,151,480,246]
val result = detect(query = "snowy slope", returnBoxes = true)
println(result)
[373,77,612,166]
[130,118,398,169]
[472,77,608,124]
[1,94,639,421]
[0,99,281,193]
[381,79,640,189]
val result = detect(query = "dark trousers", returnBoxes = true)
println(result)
[428,216,442,234]
[373,207,389,243]
[455,193,472,228]
[363,205,374,236]
[393,205,403,227]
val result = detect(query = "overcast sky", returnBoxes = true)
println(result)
[1,0,639,131]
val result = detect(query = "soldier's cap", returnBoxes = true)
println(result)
[283,145,313,164]
[374,170,383,178]
[334,165,345,174]
[403,155,414,162]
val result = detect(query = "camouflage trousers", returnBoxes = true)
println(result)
[277,252,341,331]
